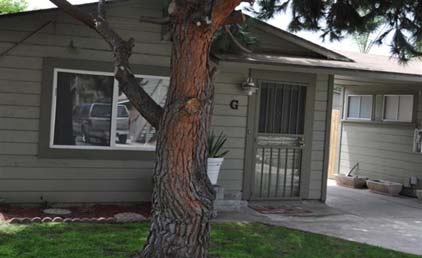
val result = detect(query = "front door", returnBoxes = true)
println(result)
[248,81,307,200]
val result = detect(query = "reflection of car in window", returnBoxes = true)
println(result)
[415,129,422,153]
[72,103,130,145]
[116,105,130,144]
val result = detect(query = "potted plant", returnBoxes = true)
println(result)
[207,132,229,185]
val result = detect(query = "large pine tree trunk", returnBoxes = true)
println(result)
[140,22,216,258]
[47,1,244,257]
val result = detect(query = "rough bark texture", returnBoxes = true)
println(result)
[139,23,216,258]
[49,1,245,257]
[139,1,245,256]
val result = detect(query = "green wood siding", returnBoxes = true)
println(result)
[338,78,422,184]
[0,0,249,203]
[0,0,334,203]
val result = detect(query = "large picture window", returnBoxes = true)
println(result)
[383,95,414,122]
[50,68,169,151]
[346,95,373,120]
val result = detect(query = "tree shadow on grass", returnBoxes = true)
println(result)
[0,222,149,258]
[0,222,419,258]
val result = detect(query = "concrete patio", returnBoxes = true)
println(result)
[217,180,422,256]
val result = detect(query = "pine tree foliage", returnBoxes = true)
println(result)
[0,0,27,14]
[212,24,258,54]
[252,0,422,61]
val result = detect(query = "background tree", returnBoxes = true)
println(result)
[253,0,422,62]
[351,17,387,54]
[49,1,422,258]
[0,0,27,14]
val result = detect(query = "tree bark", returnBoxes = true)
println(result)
[139,22,216,258]
[49,1,245,257]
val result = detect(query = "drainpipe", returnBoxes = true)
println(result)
[320,75,334,203]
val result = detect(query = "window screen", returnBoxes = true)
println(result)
[347,95,373,120]
[383,95,414,122]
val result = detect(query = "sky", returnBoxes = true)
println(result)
[26,0,392,56]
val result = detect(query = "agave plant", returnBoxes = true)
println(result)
[208,131,229,158]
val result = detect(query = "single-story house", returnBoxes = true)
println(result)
[334,52,422,194]
[0,0,420,205]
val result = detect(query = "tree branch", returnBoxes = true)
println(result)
[50,0,96,28]
[212,0,251,31]
[223,10,246,25]
[224,25,253,53]
[97,0,106,19]
[49,0,163,129]
[139,16,170,25]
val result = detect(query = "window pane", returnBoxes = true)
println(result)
[347,96,360,118]
[398,95,413,122]
[54,72,114,146]
[384,95,399,120]
[360,96,372,119]
[115,76,169,149]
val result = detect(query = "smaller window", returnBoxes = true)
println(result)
[383,95,414,122]
[347,95,373,120]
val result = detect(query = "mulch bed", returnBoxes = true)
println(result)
[0,203,152,223]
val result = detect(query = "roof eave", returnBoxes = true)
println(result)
[219,56,422,83]
[248,16,354,62]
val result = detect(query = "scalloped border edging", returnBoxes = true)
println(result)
[6,216,119,224]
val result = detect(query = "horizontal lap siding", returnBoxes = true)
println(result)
[0,1,247,203]
[212,71,249,199]
[338,81,422,184]
[339,123,422,183]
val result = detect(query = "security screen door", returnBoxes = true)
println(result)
[251,81,307,200]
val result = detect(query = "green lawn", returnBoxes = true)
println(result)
[0,222,419,258]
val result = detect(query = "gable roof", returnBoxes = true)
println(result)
[248,17,351,62]
[2,1,421,81]
[0,1,350,62]
[0,0,127,18]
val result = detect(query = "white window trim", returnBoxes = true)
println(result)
[382,94,414,123]
[49,68,168,151]
[346,94,373,121]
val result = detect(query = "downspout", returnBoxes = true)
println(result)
[0,20,53,58]
[337,87,346,175]
[320,75,334,202]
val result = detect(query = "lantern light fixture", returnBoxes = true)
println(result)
[241,69,258,95]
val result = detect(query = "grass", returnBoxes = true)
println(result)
[0,222,419,258]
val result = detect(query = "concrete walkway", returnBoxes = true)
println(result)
[216,180,422,256]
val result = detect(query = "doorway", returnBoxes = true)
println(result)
[246,81,308,200]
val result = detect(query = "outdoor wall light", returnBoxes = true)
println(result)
[241,69,258,95]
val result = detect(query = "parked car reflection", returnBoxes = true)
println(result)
[72,103,129,146]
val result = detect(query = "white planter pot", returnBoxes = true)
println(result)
[367,179,403,196]
[416,190,422,200]
[207,158,224,185]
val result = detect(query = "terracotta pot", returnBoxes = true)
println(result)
[335,175,367,189]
